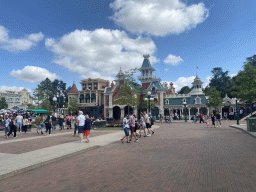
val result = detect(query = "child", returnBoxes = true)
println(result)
[205,117,209,127]
[28,118,32,132]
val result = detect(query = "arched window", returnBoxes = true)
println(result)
[91,93,96,103]
[152,87,156,94]
[85,94,90,103]
[195,97,201,104]
[79,94,84,103]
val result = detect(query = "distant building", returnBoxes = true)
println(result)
[0,88,33,109]
[67,78,109,117]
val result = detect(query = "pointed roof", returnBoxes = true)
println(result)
[116,67,125,80]
[68,83,79,94]
[139,54,155,71]
[191,74,203,85]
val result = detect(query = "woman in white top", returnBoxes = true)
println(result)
[139,112,147,136]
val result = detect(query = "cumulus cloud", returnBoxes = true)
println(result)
[110,0,209,36]
[173,76,195,91]
[45,28,157,80]
[0,25,44,52]
[164,54,183,66]
[230,74,236,78]
[0,86,32,93]
[10,66,59,83]
[203,76,212,87]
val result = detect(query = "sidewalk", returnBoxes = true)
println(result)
[229,122,256,138]
[0,125,160,180]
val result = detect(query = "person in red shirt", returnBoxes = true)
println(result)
[200,113,204,123]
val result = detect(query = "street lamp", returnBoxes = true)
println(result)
[62,105,65,115]
[183,101,188,122]
[147,91,151,114]
[236,99,239,125]
[53,96,57,113]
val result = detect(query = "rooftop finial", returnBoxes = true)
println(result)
[73,74,75,84]
[143,54,150,59]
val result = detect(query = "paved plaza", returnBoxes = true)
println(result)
[0,121,256,192]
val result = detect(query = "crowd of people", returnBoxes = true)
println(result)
[121,111,155,143]
[1,111,93,143]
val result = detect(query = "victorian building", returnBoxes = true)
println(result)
[68,78,109,116]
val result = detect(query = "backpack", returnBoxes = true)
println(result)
[45,120,51,128]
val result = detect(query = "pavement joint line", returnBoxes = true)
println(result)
[0,145,101,181]
[229,124,256,139]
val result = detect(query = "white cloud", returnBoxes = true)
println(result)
[0,86,32,93]
[45,28,157,80]
[164,68,169,71]
[0,25,44,52]
[164,54,183,66]
[173,76,195,91]
[110,0,209,36]
[10,66,59,83]
[203,76,212,87]
[230,74,236,78]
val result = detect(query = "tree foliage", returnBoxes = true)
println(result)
[207,67,232,98]
[141,99,156,110]
[115,68,140,109]
[206,87,223,110]
[178,86,192,94]
[232,62,256,105]
[68,97,79,113]
[40,99,51,111]
[0,97,8,109]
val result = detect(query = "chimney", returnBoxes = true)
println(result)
[111,81,114,90]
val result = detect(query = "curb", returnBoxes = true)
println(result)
[0,145,101,181]
[229,125,256,139]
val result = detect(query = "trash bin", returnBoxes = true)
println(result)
[247,117,256,132]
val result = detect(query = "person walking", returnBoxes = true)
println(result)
[169,114,172,123]
[6,117,17,138]
[200,113,204,123]
[216,111,221,127]
[35,114,41,134]
[77,111,85,142]
[149,114,155,134]
[44,115,52,136]
[28,118,32,132]
[51,114,57,131]
[22,115,29,133]
[40,115,45,134]
[144,111,151,137]
[4,115,11,137]
[84,115,91,143]
[121,114,130,143]
[160,114,163,123]
[58,115,64,130]
[129,113,139,142]
[73,114,78,136]
[66,114,71,129]
[211,113,216,128]
[16,113,23,132]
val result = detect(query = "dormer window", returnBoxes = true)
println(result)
[82,84,86,90]
[195,96,201,104]
[165,99,169,105]
[183,98,186,103]
[152,87,157,94]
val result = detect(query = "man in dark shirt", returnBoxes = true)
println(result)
[51,114,57,131]
[216,112,221,127]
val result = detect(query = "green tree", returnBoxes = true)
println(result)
[115,68,140,114]
[141,98,156,110]
[0,97,8,109]
[178,86,192,94]
[232,62,256,115]
[206,87,223,111]
[246,54,256,67]
[33,87,44,108]
[68,97,79,113]
[40,99,51,111]
[208,67,232,98]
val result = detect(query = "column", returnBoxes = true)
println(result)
[109,108,113,118]
[134,107,138,117]
[121,107,124,118]
[197,107,200,113]
[188,107,191,120]
[207,107,210,115]
[160,91,164,116]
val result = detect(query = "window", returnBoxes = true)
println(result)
[195,97,201,104]
[91,93,96,103]
[85,94,90,103]
[88,84,92,90]
[79,94,84,103]
[82,84,86,90]
[165,99,169,105]
[94,83,98,90]
[152,87,156,94]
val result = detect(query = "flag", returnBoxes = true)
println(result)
[196,67,199,70]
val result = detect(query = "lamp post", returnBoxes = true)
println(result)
[236,99,239,125]
[53,96,57,113]
[183,101,187,122]
[62,105,65,115]
[147,91,151,114]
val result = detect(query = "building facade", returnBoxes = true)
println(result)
[0,88,33,109]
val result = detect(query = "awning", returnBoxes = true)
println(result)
[85,94,90,99]
[91,94,96,99]
[27,109,49,114]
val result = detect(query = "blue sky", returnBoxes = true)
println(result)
[1,0,256,94]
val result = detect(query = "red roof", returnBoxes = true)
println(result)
[68,83,79,94]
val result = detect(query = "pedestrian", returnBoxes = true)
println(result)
[73,114,78,136]
[4,115,11,137]
[144,111,151,137]
[66,114,71,129]
[51,114,57,131]
[77,111,85,142]
[129,113,139,142]
[6,117,17,138]
[211,113,216,128]
[35,114,41,134]
[148,114,155,135]
[200,113,204,123]
[59,115,64,130]
[134,114,140,138]
[160,114,163,123]
[44,115,52,136]
[40,115,45,134]
[139,112,146,136]
[216,111,221,127]
[169,114,172,123]
[84,115,91,143]
[16,113,23,132]
[22,115,29,133]
[121,114,130,143]
[28,118,32,132]
[205,116,209,127]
